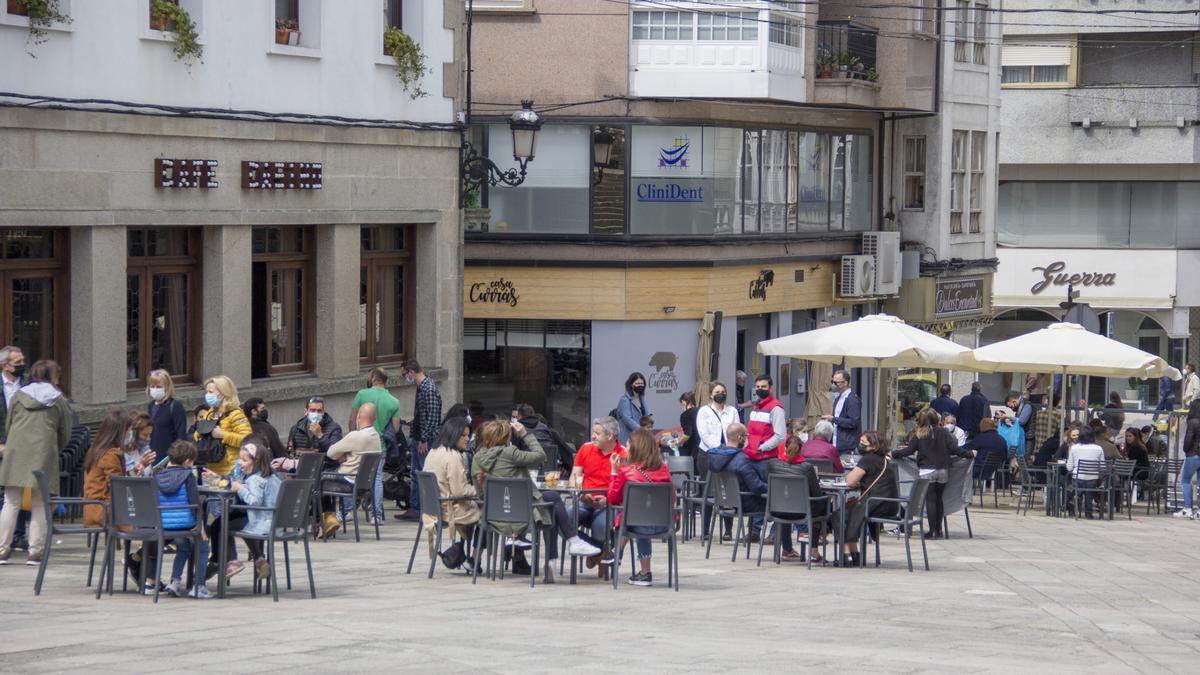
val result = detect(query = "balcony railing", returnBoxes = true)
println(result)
[815,21,878,81]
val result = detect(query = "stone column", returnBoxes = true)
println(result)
[314,223,360,379]
[200,225,252,385]
[950,327,981,398]
[414,207,463,405]
[69,226,127,405]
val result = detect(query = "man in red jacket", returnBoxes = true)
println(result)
[743,374,787,484]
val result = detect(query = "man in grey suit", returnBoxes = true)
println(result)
[823,369,862,454]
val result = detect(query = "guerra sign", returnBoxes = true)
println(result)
[1030,261,1115,295]
[993,248,1175,309]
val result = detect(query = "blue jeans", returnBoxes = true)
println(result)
[373,456,384,519]
[169,535,209,582]
[627,525,669,560]
[1181,455,1200,510]
[409,437,426,513]
[573,502,609,543]
[1154,395,1176,421]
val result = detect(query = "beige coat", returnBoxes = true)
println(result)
[326,427,381,476]
[421,446,480,536]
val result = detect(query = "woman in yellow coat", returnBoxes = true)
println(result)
[196,375,251,476]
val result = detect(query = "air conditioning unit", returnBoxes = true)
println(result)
[840,255,877,298]
[862,231,902,295]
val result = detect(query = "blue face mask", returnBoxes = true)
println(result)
[205,392,220,407]
[307,412,322,424]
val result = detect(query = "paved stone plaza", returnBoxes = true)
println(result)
[1,504,1198,674]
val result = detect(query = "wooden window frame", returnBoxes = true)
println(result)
[360,225,414,364]
[126,228,201,388]
[253,226,315,376]
[902,135,926,212]
[0,228,69,388]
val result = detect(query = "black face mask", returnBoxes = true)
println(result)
[713,393,727,404]
[755,388,769,400]
[633,385,645,396]
[258,408,269,423]
[10,364,25,378]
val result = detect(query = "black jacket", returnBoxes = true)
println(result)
[956,393,990,435]
[894,427,974,470]
[965,429,1008,465]
[0,373,29,443]
[519,416,574,471]
[1183,418,1200,458]
[287,413,343,455]
[250,419,287,459]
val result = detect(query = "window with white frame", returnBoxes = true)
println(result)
[954,0,969,62]
[768,13,802,48]
[950,130,966,233]
[969,130,986,234]
[903,136,925,211]
[273,0,321,49]
[972,1,988,64]
[1001,38,1073,86]
[912,0,934,34]
[631,10,693,40]
[697,11,758,41]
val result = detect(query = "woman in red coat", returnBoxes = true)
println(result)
[607,428,673,587]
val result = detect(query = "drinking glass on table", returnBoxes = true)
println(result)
[545,471,560,487]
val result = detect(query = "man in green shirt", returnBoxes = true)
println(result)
[349,367,403,524]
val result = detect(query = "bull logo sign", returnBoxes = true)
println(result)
[749,269,774,301]
[648,351,678,394]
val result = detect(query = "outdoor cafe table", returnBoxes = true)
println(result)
[199,485,236,599]
[536,483,607,584]
[818,477,859,566]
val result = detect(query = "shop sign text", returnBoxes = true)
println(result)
[749,269,775,301]
[242,161,323,190]
[635,182,704,203]
[469,278,519,307]
[154,159,218,188]
[648,351,679,394]
[934,276,985,319]
[1030,261,1115,295]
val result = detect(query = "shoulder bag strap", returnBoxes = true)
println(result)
[709,406,726,447]
[858,457,889,501]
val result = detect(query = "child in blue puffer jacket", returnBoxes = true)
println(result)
[155,440,210,599]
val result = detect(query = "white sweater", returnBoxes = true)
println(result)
[1067,443,1106,480]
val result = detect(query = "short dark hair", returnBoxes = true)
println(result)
[241,398,265,419]
[1141,425,1154,434]
[168,440,197,465]
[1005,392,1020,403]
[434,416,471,450]
[517,403,536,419]
[306,396,325,407]
[939,383,952,396]
[28,359,61,386]
[679,391,696,406]
[971,381,983,393]
[754,374,772,386]
[625,372,646,395]
[832,369,849,383]
[401,358,423,374]
[369,367,389,385]
[1077,426,1096,444]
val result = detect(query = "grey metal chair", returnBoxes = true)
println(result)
[31,469,107,595]
[1071,459,1112,520]
[319,453,383,542]
[95,477,202,603]
[407,471,478,579]
[612,482,678,591]
[704,471,764,563]
[231,478,317,601]
[1145,458,1178,515]
[292,451,324,533]
[679,474,711,543]
[756,473,832,570]
[864,476,932,573]
[1015,456,1049,516]
[1111,458,1137,520]
[805,458,836,475]
[472,477,540,588]
[665,455,694,531]
[973,454,1005,508]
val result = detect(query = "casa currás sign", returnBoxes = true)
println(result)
[1030,261,1115,295]
[934,276,985,318]
[469,278,519,307]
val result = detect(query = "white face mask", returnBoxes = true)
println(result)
[798,433,809,443]
[149,387,166,401]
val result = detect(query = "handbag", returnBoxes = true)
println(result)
[193,416,226,465]
[440,539,467,569]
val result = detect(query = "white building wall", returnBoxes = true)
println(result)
[0,0,454,123]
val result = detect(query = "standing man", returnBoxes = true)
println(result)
[929,384,958,417]
[351,367,401,525]
[957,382,990,440]
[399,359,441,523]
[742,374,786,482]
[1183,364,1200,407]
[1153,372,1177,423]
[822,370,861,455]
[0,346,30,551]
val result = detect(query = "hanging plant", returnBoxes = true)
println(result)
[383,26,429,99]
[13,0,72,53]
[151,0,203,68]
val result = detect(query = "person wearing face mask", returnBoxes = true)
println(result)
[0,346,30,552]
[124,412,154,473]
[399,359,442,524]
[615,372,651,444]
[742,375,787,484]
[822,370,862,455]
[240,398,287,460]
[193,375,252,476]
[145,369,188,459]
[288,396,344,457]
[696,381,740,540]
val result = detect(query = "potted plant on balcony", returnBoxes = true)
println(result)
[866,67,879,83]
[834,53,850,78]
[275,18,299,46]
[383,25,429,99]
[816,54,833,79]
[13,0,72,48]
[849,56,864,79]
[150,0,203,67]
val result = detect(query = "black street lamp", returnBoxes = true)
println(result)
[461,101,543,189]
[592,127,616,185]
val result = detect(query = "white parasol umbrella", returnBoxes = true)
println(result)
[757,314,975,427]
[963,322,1181,436]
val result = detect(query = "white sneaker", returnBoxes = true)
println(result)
[1175,509,1193,519]
[164,580,181,598]
[1192,507,1200,520]
[567,536,601,557]
[188,585,213,599]
[512,537,533,550]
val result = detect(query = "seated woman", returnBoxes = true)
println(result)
[1122,427,1151,484]
[82,409,157,583]
[966,418,1008,480]
[768,437,828,563]
[422,417,481,570]
[798,420,844,474]
[607,429,673,587]
[472,420,599,583]
[842,431,900,567]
